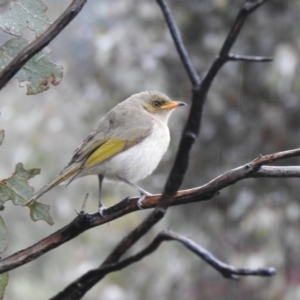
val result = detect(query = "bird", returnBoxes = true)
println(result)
[27,91,186,215]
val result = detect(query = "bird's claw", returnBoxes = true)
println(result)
[137,192,152,209]
[98,205,107,217]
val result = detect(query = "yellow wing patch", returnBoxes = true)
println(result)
[84,138,127,169]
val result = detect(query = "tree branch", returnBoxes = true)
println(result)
[203,0,270,88]
[0,0,87,90]
[156,0,200,86]
[1,147,297,279]
[219,0,268,57]
[227,53,273,62]
[50,230,275,300]
[161,231,275,279]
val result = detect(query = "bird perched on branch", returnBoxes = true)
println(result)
[27,91,186,215]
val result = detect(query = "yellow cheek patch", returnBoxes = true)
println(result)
[84,138,127,169]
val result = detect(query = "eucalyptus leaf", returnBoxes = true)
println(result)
[0,0,51,37]
[0,163,40,206]
[0,38,63,94]
[29,201,53,225]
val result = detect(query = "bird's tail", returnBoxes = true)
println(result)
[26,164,79,205]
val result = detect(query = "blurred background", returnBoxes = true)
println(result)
[1,0,300,299]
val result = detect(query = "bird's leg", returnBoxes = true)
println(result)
[98,175,106,216]
[118,176,152,209]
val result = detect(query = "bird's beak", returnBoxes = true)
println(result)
[161,101,187,109]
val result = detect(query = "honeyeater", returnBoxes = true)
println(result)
[27,91,186,215]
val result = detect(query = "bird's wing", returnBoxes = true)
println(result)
[65,104,153,170]
[71,129,107,163]
[83,129,151,169]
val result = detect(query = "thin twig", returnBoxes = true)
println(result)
[162,231,275,279]
[250,148,300,166]
[50,230,275,300]
[0,0,87,90]
[227,53,273,62]
[156,0,200,86]
[219,0,268,56]
[203,0,270,87]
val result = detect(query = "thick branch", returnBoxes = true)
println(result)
[1,147,298,275]
[0,0,87,90]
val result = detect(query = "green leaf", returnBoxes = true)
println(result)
[29,201,53,225]
[0,38,63,95]
[0,163,40,207]
[0,163,53,224]
[0,215,8,253]
[0,130,4,147]
[14,162,40,180]
[0,273,8,300]
[0,0,51,37]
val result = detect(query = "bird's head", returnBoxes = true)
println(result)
[135,91,187,122]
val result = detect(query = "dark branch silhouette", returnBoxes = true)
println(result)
[156,0,200,86]
[49,230,275,300]
[0,146,299,275]
[227,53,273,62]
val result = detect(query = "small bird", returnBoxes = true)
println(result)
[27,91,186,215]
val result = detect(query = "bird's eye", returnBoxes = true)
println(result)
[152,101,161,108]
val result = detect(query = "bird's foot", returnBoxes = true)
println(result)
[137,191,152,209]
[98,204,107,217]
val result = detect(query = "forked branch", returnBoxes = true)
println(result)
[50,230,275,300]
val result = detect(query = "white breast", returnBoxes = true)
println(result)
[84,121,170,183]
